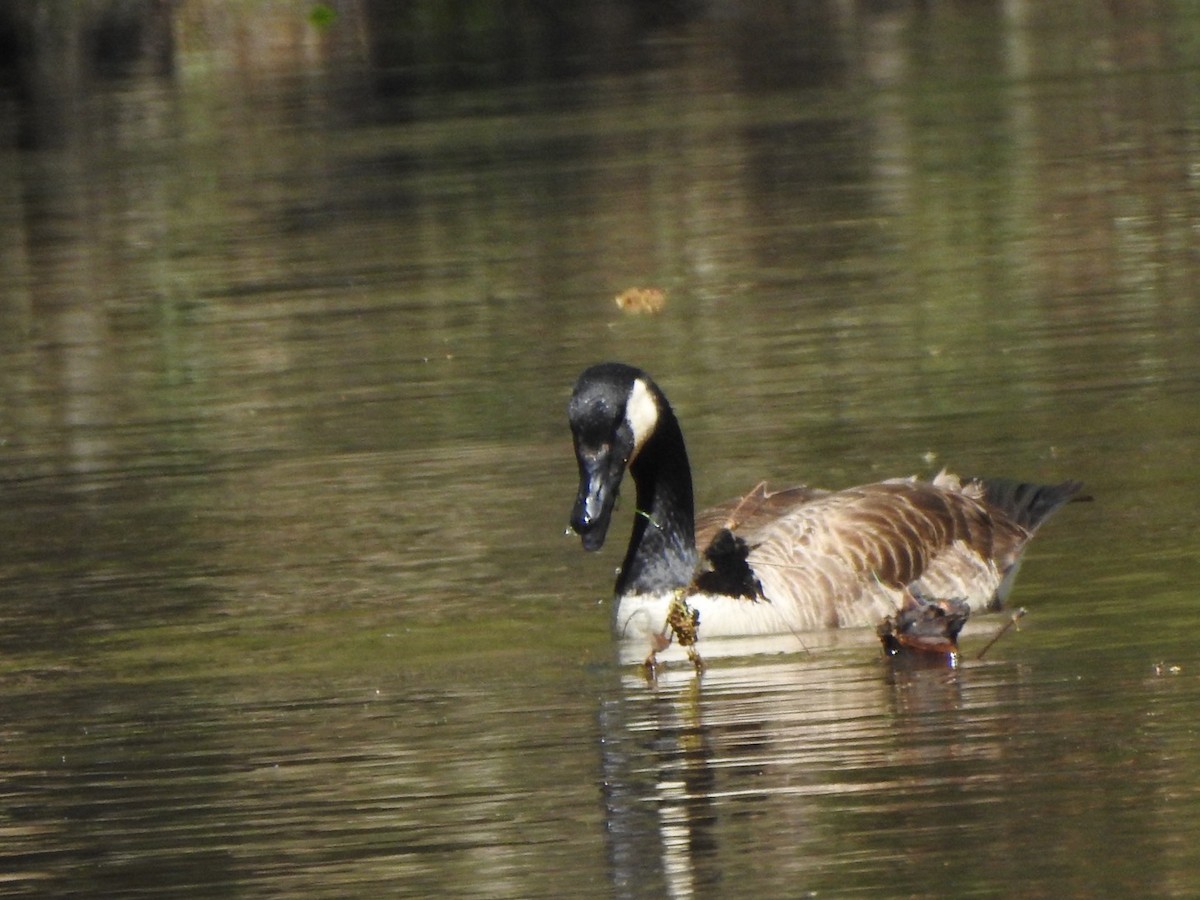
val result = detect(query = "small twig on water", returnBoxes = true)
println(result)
[976,608,1027,660]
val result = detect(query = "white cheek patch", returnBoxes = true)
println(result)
[624,377,659,463]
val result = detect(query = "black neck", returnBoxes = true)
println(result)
[615,403,698,596]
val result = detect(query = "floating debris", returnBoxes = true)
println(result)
[614,286,667,314]
[692,528,764,600]
[976,608,1027,660]
[878,590,970,663]
[643,591,704,677]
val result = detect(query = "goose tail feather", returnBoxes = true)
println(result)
[970,477,1089,532]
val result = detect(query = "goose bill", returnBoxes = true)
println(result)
[570,452,623,551]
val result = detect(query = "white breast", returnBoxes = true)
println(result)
[614,591,799,642]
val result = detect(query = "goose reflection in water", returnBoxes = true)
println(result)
[599,649,1025,897]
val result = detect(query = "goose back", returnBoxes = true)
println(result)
[692,474,1081,635]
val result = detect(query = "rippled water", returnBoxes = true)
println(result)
[1,3,1199,897]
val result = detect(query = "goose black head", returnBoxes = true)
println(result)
[567,363,660,551]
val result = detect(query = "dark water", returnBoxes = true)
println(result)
[1,3,1199,897]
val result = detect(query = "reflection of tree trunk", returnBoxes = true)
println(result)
[0,0,174,150]
[19,119,115,477]
[1,1,175,474]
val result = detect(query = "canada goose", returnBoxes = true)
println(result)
[567,362,1084,666]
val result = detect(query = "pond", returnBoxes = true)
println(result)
[0,2,1198,896]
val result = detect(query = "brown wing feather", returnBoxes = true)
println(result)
[694,482,829,550]
[697,476,1036,631]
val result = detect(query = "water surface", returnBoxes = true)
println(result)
[1,3,1199,897]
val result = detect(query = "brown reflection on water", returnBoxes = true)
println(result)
[0,673,610,897]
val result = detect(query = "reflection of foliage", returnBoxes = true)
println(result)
[366,0,704,85]
[308,3,338,32]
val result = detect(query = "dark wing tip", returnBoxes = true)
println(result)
[970,477,1088,532]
